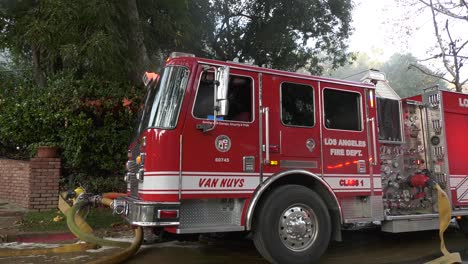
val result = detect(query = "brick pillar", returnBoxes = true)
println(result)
[0,159,30,208]
[29,158,61,211]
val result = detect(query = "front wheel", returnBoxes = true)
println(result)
[253,185,331,264]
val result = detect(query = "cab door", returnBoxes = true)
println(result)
[320,85,376,219]
[181,64,260,199]
[261,74,321,177]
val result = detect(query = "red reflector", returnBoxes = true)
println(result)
[159,210,178,219]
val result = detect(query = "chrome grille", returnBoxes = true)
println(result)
[132,141,140,160]
[128,142,140,198]
[130,175,139,198]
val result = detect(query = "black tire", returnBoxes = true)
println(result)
[457,216,468,237]
[253,185,331,264]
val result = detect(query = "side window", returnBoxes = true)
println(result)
[281,82,314,127]
[324,89,362,131]
[193,72,253,122]
[376,98,402,142]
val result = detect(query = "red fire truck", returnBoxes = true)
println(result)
[113,52,468,263]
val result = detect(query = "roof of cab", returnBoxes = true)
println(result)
[166,55,376,90]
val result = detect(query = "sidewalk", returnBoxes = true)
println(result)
[0,199,28,242]
[0,199,76,243]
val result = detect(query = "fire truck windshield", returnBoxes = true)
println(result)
[137,66,189,133]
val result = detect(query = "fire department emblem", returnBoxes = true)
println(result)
[306,138,315,152]
[215,135,231,152]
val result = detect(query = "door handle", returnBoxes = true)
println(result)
[368,117,377,166]
[263,107,270,164]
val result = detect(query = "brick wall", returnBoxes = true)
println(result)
[0,159,30,208]
[0,158,60,211]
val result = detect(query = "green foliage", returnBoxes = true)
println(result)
[208,0,354,74]
[0,0,127,80]
[0,73,141,186]
[21,210,69,232]
[0,76,61,153]
[20,208,124,232]
[64,173,126,195]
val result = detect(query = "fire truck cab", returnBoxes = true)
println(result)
[115,52,468,264]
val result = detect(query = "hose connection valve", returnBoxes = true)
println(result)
[111,199,128,215]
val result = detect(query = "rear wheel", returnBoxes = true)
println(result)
[253,185,331,264]
[457,216,468,237]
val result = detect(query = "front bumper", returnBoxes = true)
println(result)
[112,196,180,227]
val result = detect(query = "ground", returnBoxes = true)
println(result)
[0,200,28,242]
[1,199,468,264]
[1,228,468,263]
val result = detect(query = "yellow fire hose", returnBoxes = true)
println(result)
[425,184,462,264]
[1,184,463,263]
[65,197,143,264]
[0,192,96,257]
[0,192,143,263]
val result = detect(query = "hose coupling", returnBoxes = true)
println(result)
[88,195,103,207]
[111,198,127,215]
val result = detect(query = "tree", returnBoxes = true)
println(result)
[0,0,144,180]
[207,0,354,74]
[0,0,356,185]
[395,0,468,92]
[325,52,382,80]
[0,0,215,182]
[126,0,150,84]
[0,0,208,86]
[0,0,130,85]
[138,0,215,70]
[381,53,447,97]
[328,52,446,97]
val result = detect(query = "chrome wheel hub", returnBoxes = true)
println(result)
[279,204,318,251]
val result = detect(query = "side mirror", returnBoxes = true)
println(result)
[197,65,230,133]
[215,66,230,116]
[217,99,229,117]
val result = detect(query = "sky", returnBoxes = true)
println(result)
[347,0,468,83]
[348,0,430,60]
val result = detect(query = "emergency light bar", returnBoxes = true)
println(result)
[169,52,195,59]
[166,52,195,63]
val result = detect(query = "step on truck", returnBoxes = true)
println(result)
[112,52,468,264]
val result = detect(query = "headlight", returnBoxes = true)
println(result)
[136,169,145,181]
[124,172,133,182]
[126,160,135,170]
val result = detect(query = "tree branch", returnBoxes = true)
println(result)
[445,19,462,91]
[211,22,229,60]
[428,0,456,77]
[461,77,468,86]
[417,53,443,62]
[462,0,468,10]
[419,0,468,20]
[456,39,468,54]
[442,54,468,59]
[409,63,451,83]
[230,12,255,20]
